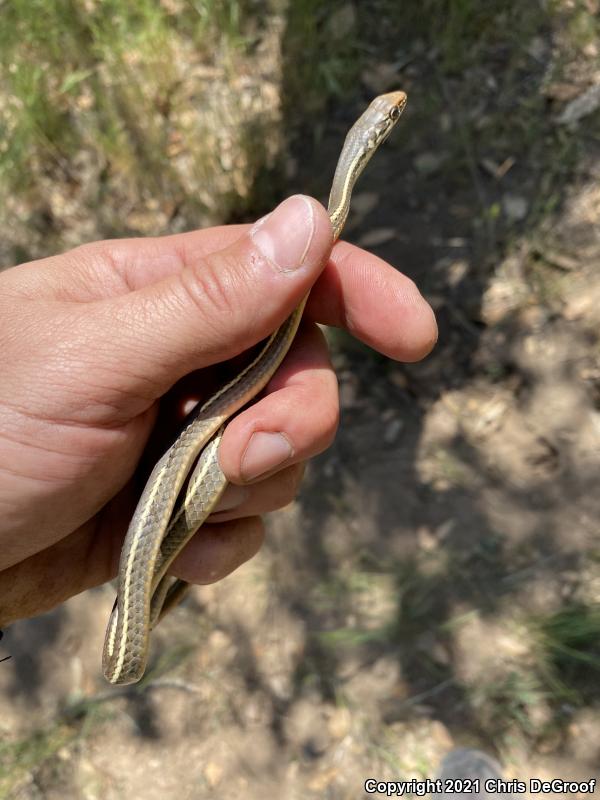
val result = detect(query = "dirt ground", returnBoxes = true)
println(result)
[1,2,600,798]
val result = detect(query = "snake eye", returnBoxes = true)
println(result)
[389,106,401,120]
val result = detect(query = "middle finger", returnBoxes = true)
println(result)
[218,321,339,485]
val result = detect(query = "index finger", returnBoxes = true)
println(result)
[308,240,437,363]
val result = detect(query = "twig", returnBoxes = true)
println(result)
[396,677,455,709]
[66,677,202,712]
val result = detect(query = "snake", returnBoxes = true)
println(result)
[102,90,408,684]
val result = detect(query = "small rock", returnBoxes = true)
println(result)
[322,457,337,478]
[416,632,451,666]
[284,698,331,755]
[357,227,397,247]
[517,305,547,328]
[308,767,340,792]
[447,259,468,287]
[527,36,547,61]
[425,293,446,310]
[417,525,437,551]
[383,417,404,444]
[389,370,408,390]
[414,151,445,175]
[440,112,452,133]
[349,191,379,219]
[339,371,359,408]
[568,709,600,762]
[563,292,594,321]
[502,194,529,222]
[204,761,224,787]
[327,707,352,739]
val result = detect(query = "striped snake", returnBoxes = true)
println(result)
[103,90,407,684]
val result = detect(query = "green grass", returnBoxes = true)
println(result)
[463,604,600,745]
[282,0,361,113]
[0,724,76,797]
[533,603,600,702]
[469,669,550,740]
[0,0,262,224]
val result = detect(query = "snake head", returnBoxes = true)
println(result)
[329,90,409,237]
[365,91,408,149]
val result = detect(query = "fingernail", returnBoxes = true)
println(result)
[251,211,271,230]
[250,195,315,271]
[213,484,250,513]
[240,431,294,482]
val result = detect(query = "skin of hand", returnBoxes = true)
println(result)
[0,195,437,626]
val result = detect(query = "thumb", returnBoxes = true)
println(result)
[102,195,332,396]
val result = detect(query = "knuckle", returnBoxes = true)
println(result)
[179,252,240,322]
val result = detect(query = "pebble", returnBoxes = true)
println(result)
[383,417,404,444]
[502,194,529,222]
[414,151,446,175]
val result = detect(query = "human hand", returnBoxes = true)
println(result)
[0,195,436,624]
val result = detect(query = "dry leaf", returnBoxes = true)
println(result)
[358,227,397,247]
[556,83,600,125]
